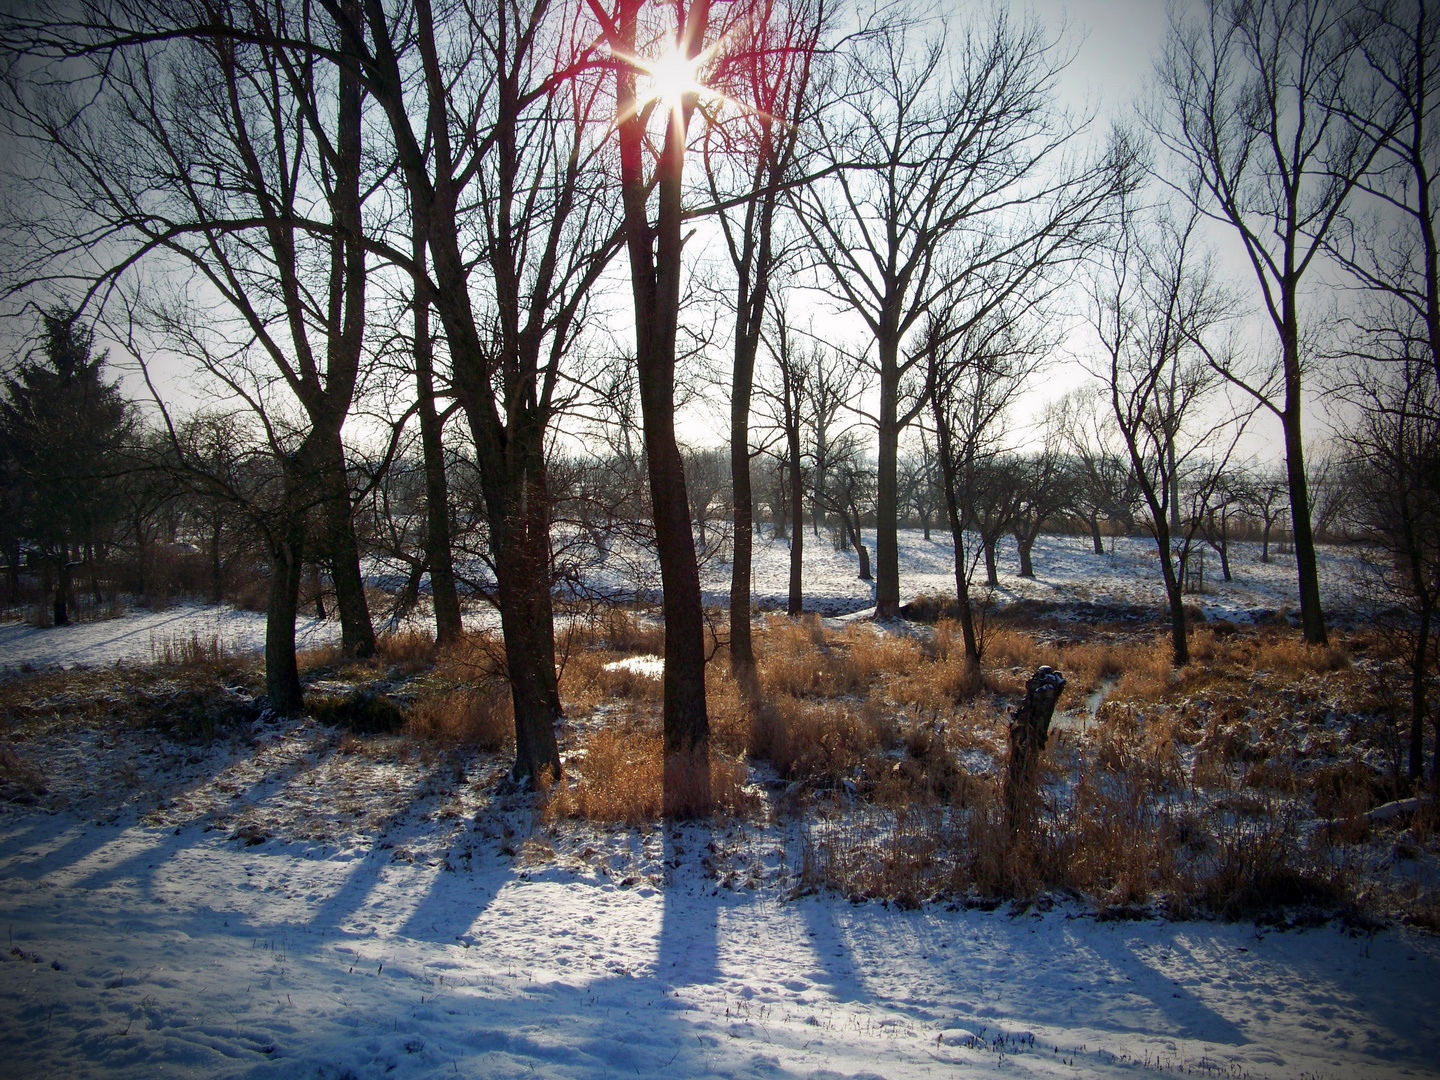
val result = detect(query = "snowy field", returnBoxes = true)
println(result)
[0,532,1367,672]
[4,531,1433,1080]
[3,792,1439,1080]
[0,604,340,673]
[707,530,1368,622]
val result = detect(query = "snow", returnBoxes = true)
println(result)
[3,801,1438,1079]
[0,533,1434,1078]
[602,655,665,679]
[0,532,1366,674]
[0,603,339,673]
[722,530,1368,623]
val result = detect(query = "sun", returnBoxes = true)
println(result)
[637,46,711,109]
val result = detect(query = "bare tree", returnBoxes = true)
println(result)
[1048,386,1140,555]
[1008,430,1068,579]
[757,300,809,614]
[1331,0,1440,399]
[793,6,1119,617]
[2,0,390,709]
[1343,351,1440,782]
[805,338,864,541]
[1241,463,1291,562]
[702,0,826,694]
[924,310,1042,661]
[1153,0,1385,645]
[335,0,622,782]
[586,0,728,813]
[818,430,874,582]
[1091,203,1248,666]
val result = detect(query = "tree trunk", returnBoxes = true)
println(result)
[1156,523,1189,666]
[492,521,562,783]
[729,410,757,693]
[412,242,463,646]
[933,393,979,662]
[1090,514,1104,555]
[314,21,375,659]
[1411,606,1432,780]
[613,0,711,816]
[875,336,901,617]
[210,514,223,604]
[1280,308,1327,644]
[85,534,101,605]
[851,516,872,582]
[787,420,803,616]
[470,406,564,784]
[983,535,999,587]
[53,547,70,627]
[133,512,148,596]
[311,562,326,620]
[265,518,305,718]
[7,537,21,604]
[1016,532,1035,578]
[1261,519,1272,563]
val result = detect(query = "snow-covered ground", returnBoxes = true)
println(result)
[3,799,1439,1080]
[0,536,1433,1078]
[0,532,1365,673]
[718,530,1368,622]
[0,604,340,673]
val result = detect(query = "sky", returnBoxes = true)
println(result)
[0,0,1315,468]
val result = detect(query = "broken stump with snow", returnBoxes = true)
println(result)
[1004,665,1066,834]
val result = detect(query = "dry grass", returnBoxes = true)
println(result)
[404,686,512,751]
[752,614,1412,920]
[541,718,754,826]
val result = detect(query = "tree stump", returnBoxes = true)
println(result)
[1003,665,1066,834]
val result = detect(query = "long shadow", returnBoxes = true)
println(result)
[654,822,720,988]
[394,854,502,945]
[793,891,872,1005]
[1115,932,1252,1045]
[0,812,120,882]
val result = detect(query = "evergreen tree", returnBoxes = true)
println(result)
[0,308,134,624]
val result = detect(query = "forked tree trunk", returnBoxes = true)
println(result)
[1016,531,1036,578]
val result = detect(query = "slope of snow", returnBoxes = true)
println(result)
[723,530,1367,622]
[0,603,339,673]
[1,803,1437,1080]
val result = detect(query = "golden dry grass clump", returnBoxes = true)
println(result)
[541,719,752,825]
[404,685,512,751]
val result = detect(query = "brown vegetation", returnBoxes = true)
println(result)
[0,609,1432,926]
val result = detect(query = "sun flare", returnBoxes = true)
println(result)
[640,46,707,108]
